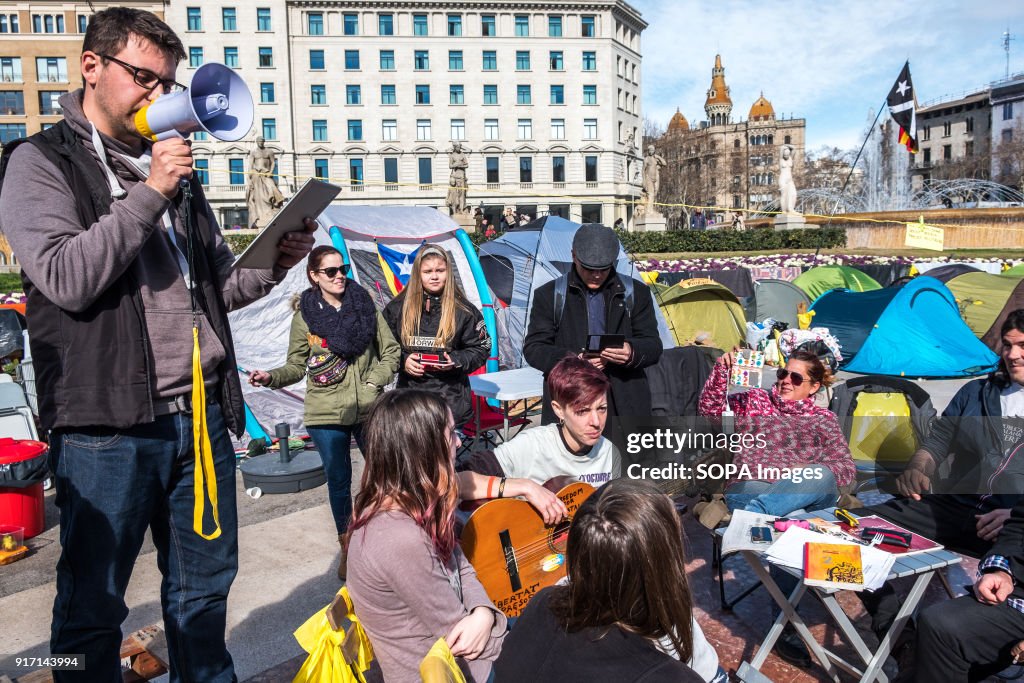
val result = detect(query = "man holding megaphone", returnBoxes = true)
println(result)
[0,8,315,682]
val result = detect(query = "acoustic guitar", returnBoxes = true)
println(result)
[459,477,596,617]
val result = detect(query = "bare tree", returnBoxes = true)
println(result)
[994,119,1024,194]
[642,116,665,148]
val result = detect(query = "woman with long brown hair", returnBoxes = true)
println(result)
[382,245,490,429]
[345,390,506,682]
[494,479,721,682]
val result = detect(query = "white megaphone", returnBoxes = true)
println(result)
[133,62,253,142]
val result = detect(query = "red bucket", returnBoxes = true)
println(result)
[0,438,48,539]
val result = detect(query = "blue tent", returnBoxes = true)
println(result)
[810,276,998,378]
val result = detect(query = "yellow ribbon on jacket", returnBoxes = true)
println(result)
[192,325,221,540]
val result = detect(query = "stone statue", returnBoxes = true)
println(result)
[245,137,284,229]
[779,144,797,214]
[623,129,636,154]
[642,145,667,212]
[446,142,469,215]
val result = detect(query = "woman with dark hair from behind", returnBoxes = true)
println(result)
[345,390,506,682]
[494,478,722,682]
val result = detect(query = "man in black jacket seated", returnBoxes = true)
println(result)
[523,223,662,447]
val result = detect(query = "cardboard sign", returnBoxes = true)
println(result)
[905,217,944,251]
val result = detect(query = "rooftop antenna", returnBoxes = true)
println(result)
[1005,28,1016,79]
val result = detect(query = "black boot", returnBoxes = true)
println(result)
[775,624,812,668]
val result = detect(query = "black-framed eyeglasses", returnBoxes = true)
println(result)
[98,54,186,94]
[313,266,349,279]
[776,368,807,386]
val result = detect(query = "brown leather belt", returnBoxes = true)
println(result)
[152,394,215,416]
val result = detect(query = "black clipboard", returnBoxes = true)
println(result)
[232,178,341,270]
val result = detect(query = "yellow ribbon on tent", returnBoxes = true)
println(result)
[419,638,467,683]
[908,264,919,277]
[639,271,659,285]
[797,309,815,331]
[292,587,375,683]
[192,325,221,540]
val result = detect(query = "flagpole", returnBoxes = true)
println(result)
[815,100,889,257]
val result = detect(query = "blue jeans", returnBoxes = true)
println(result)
[724,465,838,517]
[306,424,364,535]
[50,402,238,683]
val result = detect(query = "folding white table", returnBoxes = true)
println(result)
[467,367,544,442]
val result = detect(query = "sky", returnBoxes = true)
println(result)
[634,0,1024,154]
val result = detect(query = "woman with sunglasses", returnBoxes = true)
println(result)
[383,244,490,430]
[249,245,400,580]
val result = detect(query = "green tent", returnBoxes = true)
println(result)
[946,272,1024,351]
[793,265,882,301]
[652,280,746,350]
[1003,263,1024,277]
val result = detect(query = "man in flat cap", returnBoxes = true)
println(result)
[524,223,662,446]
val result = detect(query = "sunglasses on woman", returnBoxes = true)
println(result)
[776,368,808,386]
[313,266,349,279]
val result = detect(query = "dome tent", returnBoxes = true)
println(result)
[946,272,1024,352]
[652,280,746,351]
[793,265,881,300]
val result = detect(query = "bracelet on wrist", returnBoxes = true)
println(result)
[498,477,507,498]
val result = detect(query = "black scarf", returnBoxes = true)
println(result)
[299,283,377,359]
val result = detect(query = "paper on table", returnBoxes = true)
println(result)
[764,526,896,591]
[721,509,779,556]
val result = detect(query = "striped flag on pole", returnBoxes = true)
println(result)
[886,61,919,153]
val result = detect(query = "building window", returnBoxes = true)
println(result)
[418,158,432,185]
[377,13,394,36]
[484,119,499,140]
[258,47,273,68]
[515,15,529,36]
[195,158,209,185]
[943,144,952,161]
[381,84,396,105]
[550,119,565,139]
[585,155,598,182]
[451,118,465,140]
[0,14,18,33]
[194,131,208,141]
[942,121,951,137]
[187,7,202,31]
[415,85,431,104]
[518,118,532,139]
[36,57,67,82]
[483,85,498,105]
[223,47,239,68]
[486,156,499,183]
[552,156,565,182]
[417,119,431,140]
[0,123,26,143]
[380,50,395,70]
[307,12,323,35]
[349,158,363,186]
[517,85,531,105]
[344,51,360,70]
[229,158,245,185]
[922,127,931,141]
[581,15,595,37]
[548,15,562,37]
[413,14,428,35]
[784,135,791,144]
[1003,129,1013,143]
[346,84,361,105]
[516,51,530,71]
[260,82,275,103]
[262,118,276,140]
[312,119,328,141]
[415,50,429,70]
[257,8,271,31]
[343,13,358,35]
[449,50,463,70]
[78,14,88,33]
[583,118,598,139]
[966,117,974,133]
[550,85,564,105]
[38,91,61,115]
[482,51,497,70]
[384,157,399,184]
[965,140,974,156]
[582,85,597,105]
[1004,103,1013,120]
[582,52,597,71]
[0,57,22,82]
[582,203,601,223]
[222,8,236,31]
[187,47,204,68]
[382,119,397,140]
[450,85,464,105]
[310,84,325,105]
[447,14,462,36]
[549,51,563,70]
[482,15,496,36]
[309,50,325,70]
[347,119,363,141]
[520,157,533,183]
[314,158,329,180]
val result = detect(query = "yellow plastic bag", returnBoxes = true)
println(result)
[292,587,374,683]
[419,638,467,683]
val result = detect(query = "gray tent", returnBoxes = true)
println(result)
[752,279,810,330]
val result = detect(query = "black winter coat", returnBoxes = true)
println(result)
[383,291,491,427]
[523,269,663,433]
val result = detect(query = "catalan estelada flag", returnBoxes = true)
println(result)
[886,62,919,153]
[377,243,420,295]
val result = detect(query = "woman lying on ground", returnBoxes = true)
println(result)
[345,390,506,682]
[493,478,725,682]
